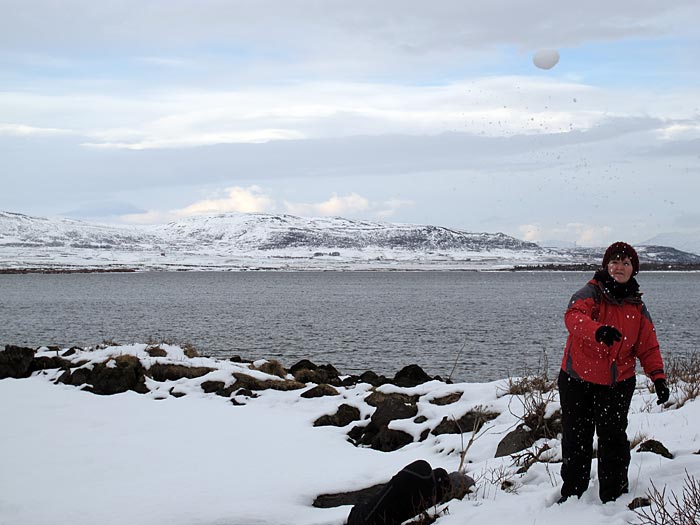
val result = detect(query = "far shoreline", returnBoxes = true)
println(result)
[2,263,700,274]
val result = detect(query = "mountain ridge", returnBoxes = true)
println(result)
[1,210,699,271]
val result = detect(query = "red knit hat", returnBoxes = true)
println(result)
[602,241,639,275]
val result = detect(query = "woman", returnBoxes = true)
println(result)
[558,241,669,504]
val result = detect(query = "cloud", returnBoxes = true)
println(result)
[180,186,275,215]
[2,1,697,58]
[122,186,275,224]
[284,193,369,217]
[519,222,614,247]
[0,123,72,136]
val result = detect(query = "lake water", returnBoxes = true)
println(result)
[1,271,698,382]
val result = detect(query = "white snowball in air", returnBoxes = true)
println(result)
[533,49,560,70]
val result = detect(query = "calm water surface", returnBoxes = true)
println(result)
[1,271,697,382]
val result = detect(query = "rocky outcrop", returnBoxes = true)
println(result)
[348,392,418,452]
[58,355,148,395]
[392,364,434,388]
[301,384,340,398]
[314,404,362,427]
[0,345,36,378]
[495,409,562,457]
[147,363,214,382]
[432,409,499,436]
[637,439,673,459]
[290,359,342,386]
[232,372,305,392]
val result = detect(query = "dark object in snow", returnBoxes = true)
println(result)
[200,380,235,397]
[290,359,318,374]
[314,483,386,509]
[301,384,340,398]
[146,346,168,357]
[0,345,36,379]
[314,404,361,427]
[345,460,474,525]
[58,355,148,395]
[359,370,389,387]
[30,355,72,373]
[429,392,463,406]
[348,393,418,452]
[637,439,673,459]
[392,364,432,388]
[433,409,499,437]
[148,363,214,382]
[628,497,651,510]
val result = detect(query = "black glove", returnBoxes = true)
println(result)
[654,378,670,405]
[595,325,622,347]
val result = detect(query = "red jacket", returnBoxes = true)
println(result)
[560,278,665,386]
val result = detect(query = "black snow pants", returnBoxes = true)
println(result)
[558,370,636,503]
[346,460,449,525]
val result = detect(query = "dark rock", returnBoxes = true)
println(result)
[86,355,148,395]
[347,424,367,442]
[359,371,388,387]
[414,415,428,424]
[628,497,651,510]
[146,346,168,357]
[294,367,341,386]
[637,439,674,459]
[235,388,258,398]
[432,410,499,436]
[169,388,186,398]
[58,355,149,395]
[0,345,36,378]
[365,391,419,408]
[370,397,418,427]
[30,356,72,372]
[62,347,81,357]
[314,404,361,427]
[254,359,287,378]
[232,372,305,391]
[371,428,414,452]
[289,359,318,374]
[201,380,225,393]
[494,409,561,457]
[66,367,91,386]
[392,364,433,388]
[230,355,252,363]
[340,375,361,387]
[200,380,235,397]
[148,363,214,382]
[430,392,463,406]
[301,384,340,398]
[348,393,419,452]
[182,346,199,358]
[313,483,385,508]
[495,425,536,457]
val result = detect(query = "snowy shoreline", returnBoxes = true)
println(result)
[1,343,699,525]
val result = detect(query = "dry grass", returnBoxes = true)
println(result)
[665,352,700,408]
[632,471,700,525]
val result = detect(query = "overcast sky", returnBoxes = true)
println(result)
[2,0,699,247]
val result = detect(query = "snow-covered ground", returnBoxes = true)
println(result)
[1,344,698,525]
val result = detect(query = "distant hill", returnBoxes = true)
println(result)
[641,231,700,256]
[2,210,699,271]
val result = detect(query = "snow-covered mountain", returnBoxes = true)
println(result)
[1,210,699,271]
[641,231,700,256]
[151,213,540,252]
